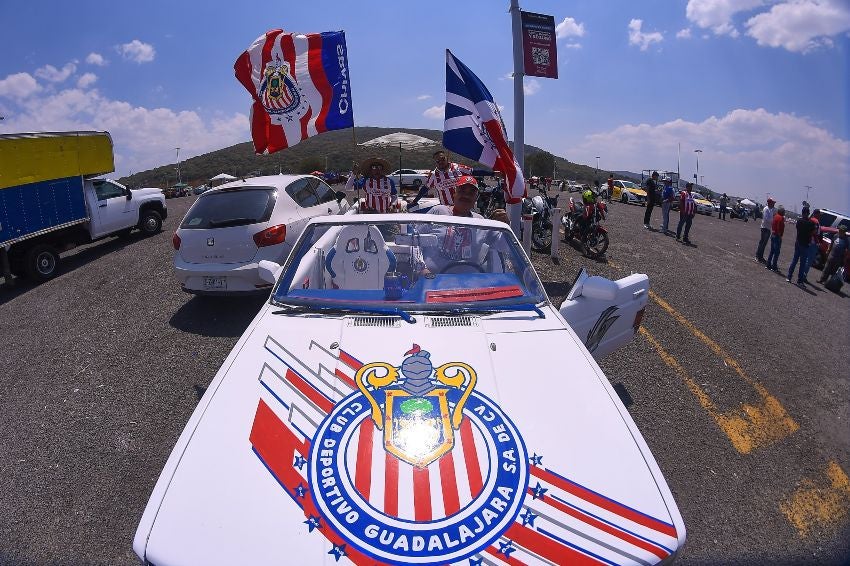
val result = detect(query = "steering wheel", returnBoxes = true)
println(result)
[438,261,485,274]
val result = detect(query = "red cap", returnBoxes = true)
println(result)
[455,175,478,189]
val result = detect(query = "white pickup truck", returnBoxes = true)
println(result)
[0,131,168,283]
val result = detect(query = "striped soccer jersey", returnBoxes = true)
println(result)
[426,163,473,205]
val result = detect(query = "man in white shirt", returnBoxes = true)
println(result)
[755,197,776,263]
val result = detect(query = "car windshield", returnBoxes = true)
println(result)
[623,181,639,189]
[180,187,276,229]
[271,218,547,312]
[692,192,706,200]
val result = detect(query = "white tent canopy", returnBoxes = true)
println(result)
[358,132,438,188]
[739,198,757,207]
[209,173,237,181]
[358,132,438,150]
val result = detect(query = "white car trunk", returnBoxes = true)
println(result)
[178,224,262,264]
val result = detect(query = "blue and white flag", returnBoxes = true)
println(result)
[443,50,525,203]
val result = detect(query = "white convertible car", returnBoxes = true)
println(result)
[134,214,685,565]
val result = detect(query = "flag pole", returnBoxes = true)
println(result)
[509,0,524,236]
[351,125,360,203]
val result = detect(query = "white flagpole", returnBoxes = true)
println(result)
[509,0,524,236]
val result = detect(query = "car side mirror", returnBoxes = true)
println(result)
[258,260,283,285]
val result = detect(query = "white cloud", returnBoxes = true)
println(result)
[567,108,850,210]
[628,19,664,50]
[77,73,98,89]
[556,17,585,39]
[0,72,42,99]
[677,28,693,39]
[745,0,850,53]
[35,62,77,83]
[423,105,444,120]
[0,85,247,177]
[524,78,542,96]
[416,94,431,100]
[686,0,765,36]
[564,42,583,49]
[86,52,107,66]
[117,40,156,63]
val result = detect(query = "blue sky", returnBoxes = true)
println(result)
[1,0,848,211]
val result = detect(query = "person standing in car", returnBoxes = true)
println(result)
[755,197,776,263]
[643,171,659,229]
[818,225,848,284]
[425,149,491,206]
[345,156,397,213]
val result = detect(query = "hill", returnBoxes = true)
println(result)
[118,127,636,189]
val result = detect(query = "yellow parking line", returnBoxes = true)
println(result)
[780,461,850,538]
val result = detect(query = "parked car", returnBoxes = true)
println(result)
[611,179,648,205]
[558,179,583,192]
[192,184,209,195]
[690,192,714,215]
[389,168,430,188]
[815,209,850,230]
[172,174,349,295]
[135,214,685,565]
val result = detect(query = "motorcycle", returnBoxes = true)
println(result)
[477,179,506,219]
[522,187,557,251]
[562,196,610,258]
[730,205,749,221]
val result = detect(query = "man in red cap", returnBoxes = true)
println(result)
[755,197,777,263]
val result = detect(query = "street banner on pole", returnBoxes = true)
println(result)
[520,11,558,79]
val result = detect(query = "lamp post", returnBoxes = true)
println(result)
[694,149,702,187]
[175,147,182,185]
[595,156,600,172]
[803,185,812,204]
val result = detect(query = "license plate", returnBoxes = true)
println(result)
[203,276,227,290]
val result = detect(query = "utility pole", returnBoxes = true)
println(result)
[694,149,702,187]
[509,0,524,235]
[803,185,812,203]
[175,147,182,185]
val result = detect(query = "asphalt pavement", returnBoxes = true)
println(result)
[0,193,847,565]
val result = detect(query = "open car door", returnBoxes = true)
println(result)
[559,268,649,359]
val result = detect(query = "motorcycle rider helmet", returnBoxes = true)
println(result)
[582,189,595,204]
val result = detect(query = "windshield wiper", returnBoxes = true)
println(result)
[272,304,416,324]
[458,303,545,318]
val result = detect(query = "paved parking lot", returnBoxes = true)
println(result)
[0,194,848,564]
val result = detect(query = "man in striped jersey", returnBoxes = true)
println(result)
[426,150,493,206]
[345,156,398,213]
[676,182,697,244]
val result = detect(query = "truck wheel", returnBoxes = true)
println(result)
[139,210,163,235]
[25,245,60,282]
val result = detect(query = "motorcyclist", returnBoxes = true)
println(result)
[575,189,598,237]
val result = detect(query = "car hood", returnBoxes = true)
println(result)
[132,187,166,200]
[627,188,647,197]
[137,306,684,565]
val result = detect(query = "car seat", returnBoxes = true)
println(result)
[326,225,396,290]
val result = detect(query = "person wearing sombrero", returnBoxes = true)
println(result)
[344,156,397,213]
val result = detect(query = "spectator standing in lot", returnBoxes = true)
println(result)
[606,174,614,203]
[818,225,849,284]
[802,209,822,283]
[787,206,816,285]
[755,198,777,263]
[660,178,676,235]
[766,205,785,271]
[676,182,696,244]
[719,193,729,220]
[643,171,659,229]
[345,157,397,213]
